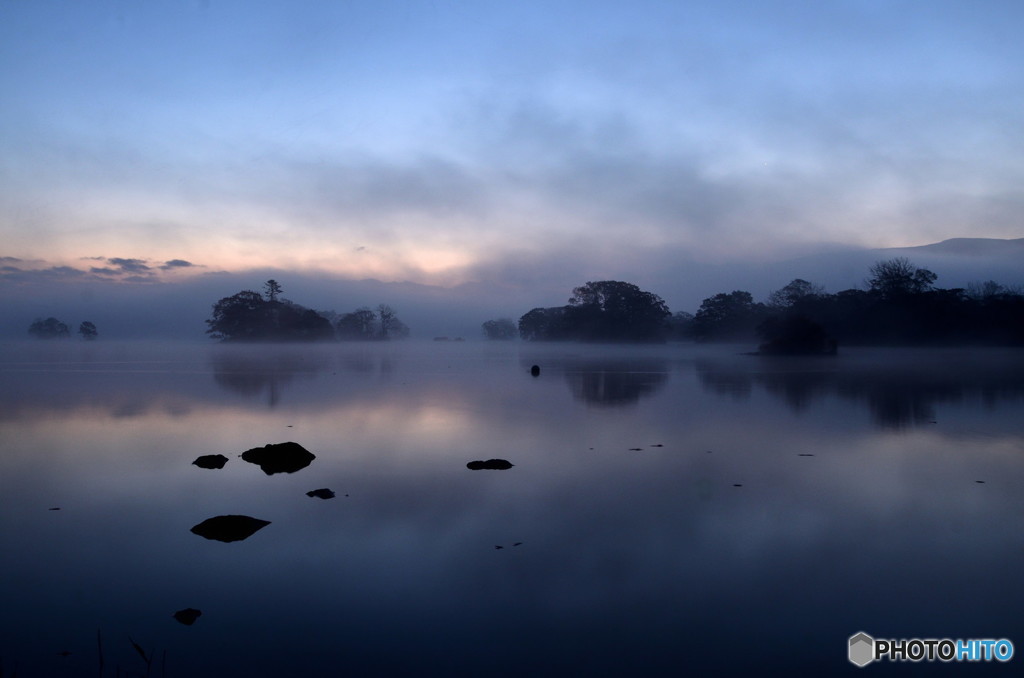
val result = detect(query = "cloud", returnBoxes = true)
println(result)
[106,257,152,273]
[160,259,197,270]
[0,255,204,287]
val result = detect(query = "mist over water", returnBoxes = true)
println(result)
[2,340,1023,676]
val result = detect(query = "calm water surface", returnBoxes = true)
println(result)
[2,340,1023,676]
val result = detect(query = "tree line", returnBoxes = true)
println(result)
[206,280,410,342]
[502,258,1024,348]
[27,318,98,340]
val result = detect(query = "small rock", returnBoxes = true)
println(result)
[173,608,202,626]
[193,454,229,470]
[530,365,540,377]
[467,459,514,470]
[306,488,336,499]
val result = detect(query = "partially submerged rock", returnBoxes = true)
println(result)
[306,488,336,499]
[242,442,315,475]
[467,459,514,470]
[192,454,229,470]
[190,515,271,542]
[173,608,202,626]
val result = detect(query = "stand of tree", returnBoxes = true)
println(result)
[335,304,410,341]
[519,281,671,342]
[481,318,517,340]
[515,260,1023,348]
[206,281,410,342]
[687,259,1024,347]
[28,318,99,340]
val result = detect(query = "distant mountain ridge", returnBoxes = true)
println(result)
[881,237,1024,257]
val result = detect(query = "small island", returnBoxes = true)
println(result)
[513,259,1024,349]
[206,280,409,342]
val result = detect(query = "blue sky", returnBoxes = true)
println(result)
[2,0,1023,307]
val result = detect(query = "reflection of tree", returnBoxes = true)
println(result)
[211,351,330,407]
[694,361,755,401]
[559,359,669,407]
[696,355,1024,429]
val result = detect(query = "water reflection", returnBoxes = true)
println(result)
[520,355,669,407]
[1,341,1023,676]
[210,348,331,407]
[695,349,1024,429]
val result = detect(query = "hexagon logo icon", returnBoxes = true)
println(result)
[849,632,874,667]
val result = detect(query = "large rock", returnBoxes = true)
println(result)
[190,515,271,542]
[241,442,315,475]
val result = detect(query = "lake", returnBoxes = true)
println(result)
[2,340,1023,676]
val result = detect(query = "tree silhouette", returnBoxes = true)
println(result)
[482,318,517,340]
[767,279,825,309]
[263,279,283,302]
[565,281,670,342]
[206,290,268,341]
[78,321,98,340]
[335,305,409,340]
[377,304,396,339]
[693,291,766,341]
[518,307,567,341]
[518,281,670,342]
[28,317,70,339]
[336,308,378,340]
[867,258,937,298]
[205,285,333,341]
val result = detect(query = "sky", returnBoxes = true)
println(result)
[2,0,1024,337]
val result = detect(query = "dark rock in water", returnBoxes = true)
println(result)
[193,454,229,470]
[242,442,315,475]
[173,608,202,626]
[757,316,837,356]
[190,515,271,542]
[530,365,540,377]
[306,488,336,499]
[467,459,514,470]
